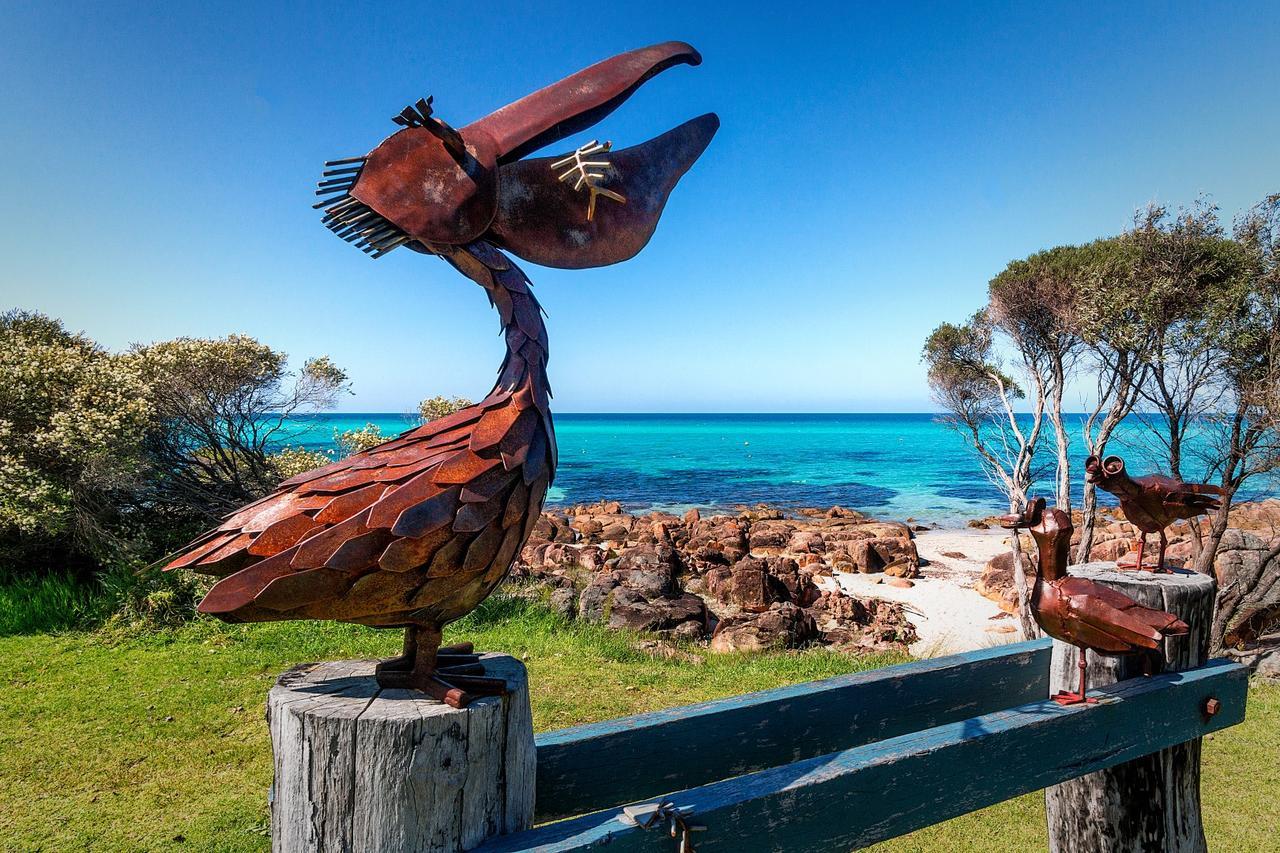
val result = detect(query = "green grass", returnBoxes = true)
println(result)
[0,574,98,635]
[0,596,1275,851]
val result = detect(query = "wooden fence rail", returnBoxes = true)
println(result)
[479,656,1247,853]
[535,639,1053,820]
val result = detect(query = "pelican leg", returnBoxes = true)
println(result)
[1053,648,1099,706]
[376,629,508,709]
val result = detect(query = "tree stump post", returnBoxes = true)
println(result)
[1045,563,1215,853]
[267,655,535,853]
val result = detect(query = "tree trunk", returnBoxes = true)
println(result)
[1009,532,1041,640]
[268,656,535,853]
[1045,564,1215,853]
[1194,499,1232,576]
[1077,481,1099,563]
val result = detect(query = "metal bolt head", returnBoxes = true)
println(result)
[1204,697,1221,717]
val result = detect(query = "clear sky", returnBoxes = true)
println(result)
[2,2,1278,413]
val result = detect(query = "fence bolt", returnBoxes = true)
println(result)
[1203,697,1221,718]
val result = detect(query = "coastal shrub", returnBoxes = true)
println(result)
[130,336,350,526]
[419,394,471,422]
[97,561,206,632]
[0,311,151,579]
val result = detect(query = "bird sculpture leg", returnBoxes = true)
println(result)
[375,625,509,708]
[1152,530,1172,573]
[1133,532,1148,572]
[1053,648,1098,706]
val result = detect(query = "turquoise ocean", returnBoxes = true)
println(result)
[276,413,1272,526]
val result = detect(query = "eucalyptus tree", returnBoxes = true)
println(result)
[1127,201,1248,484]
[923,312,1044,639]
[1072,237,1154,560]
[1193,195,1280,647]
[988,247,1084,513]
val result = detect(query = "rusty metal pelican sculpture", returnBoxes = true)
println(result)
[1001,497,1189,705]
[1084,455,1224,572]
[165,42,718,707]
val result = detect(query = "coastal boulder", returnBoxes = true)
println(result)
[976,551,1031,614]
[847,536,919,576]
[710,602,817,653]
[685,516,748,571]
[747,522,792,556]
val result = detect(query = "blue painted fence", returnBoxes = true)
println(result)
[478,641,1248,853]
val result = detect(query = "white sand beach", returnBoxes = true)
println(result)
[828,527,1020,656]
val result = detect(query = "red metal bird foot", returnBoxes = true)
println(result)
[374,630,509,708]
[1052,648,1099,706]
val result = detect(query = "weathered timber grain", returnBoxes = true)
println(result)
[476,660,1247,853]
[1045,562,1216,853]
[534,639,1052,819]
[268,655,534,853]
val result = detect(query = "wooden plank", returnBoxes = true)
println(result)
[534,638,1052,819]
[480,659,1247,853]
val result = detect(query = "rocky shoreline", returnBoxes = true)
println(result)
[514,498,1280,673]
[514,501,940,656]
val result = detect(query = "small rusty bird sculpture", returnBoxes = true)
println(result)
[165,42,718,707]
[1001,497,1189,705]
[1084,454,1224,572]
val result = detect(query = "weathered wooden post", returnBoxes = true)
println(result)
[1045,564,1216,853]
[267,655,535,853]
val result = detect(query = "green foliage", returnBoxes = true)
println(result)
[419,394,472,422]
[0,318,353,625]
[0,311,150,576]
[922,312,1022,418]
[97,563,205,633]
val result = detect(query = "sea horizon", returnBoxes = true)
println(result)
[269,412,1270,527]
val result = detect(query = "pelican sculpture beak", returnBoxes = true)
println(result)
[317,41,718,266]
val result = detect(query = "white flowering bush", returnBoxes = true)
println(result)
[0,311,150,573]
[335,423,388,455]
[270,446,333,480]
[419,394,472,422]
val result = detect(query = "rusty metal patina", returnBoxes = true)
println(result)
[1084,454,1224,572]
[1001,497,1190,706]
[166,42,718,706]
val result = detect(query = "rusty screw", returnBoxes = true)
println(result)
[1203,697,1221,718]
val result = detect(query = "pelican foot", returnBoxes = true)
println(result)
[1052,690,1098,707]
[375,639,509,708]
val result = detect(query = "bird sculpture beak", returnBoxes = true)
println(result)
[323,41,718,265]
[477,42,719,269]
[999,496,1046,529]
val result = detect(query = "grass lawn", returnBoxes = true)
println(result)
[1,596,1276,851]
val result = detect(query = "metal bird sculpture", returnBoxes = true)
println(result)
[1001,497,1189,705]
[164,42,718,707]
[1084,454,1224,572]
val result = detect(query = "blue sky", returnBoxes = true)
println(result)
[2,2,1278,412]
